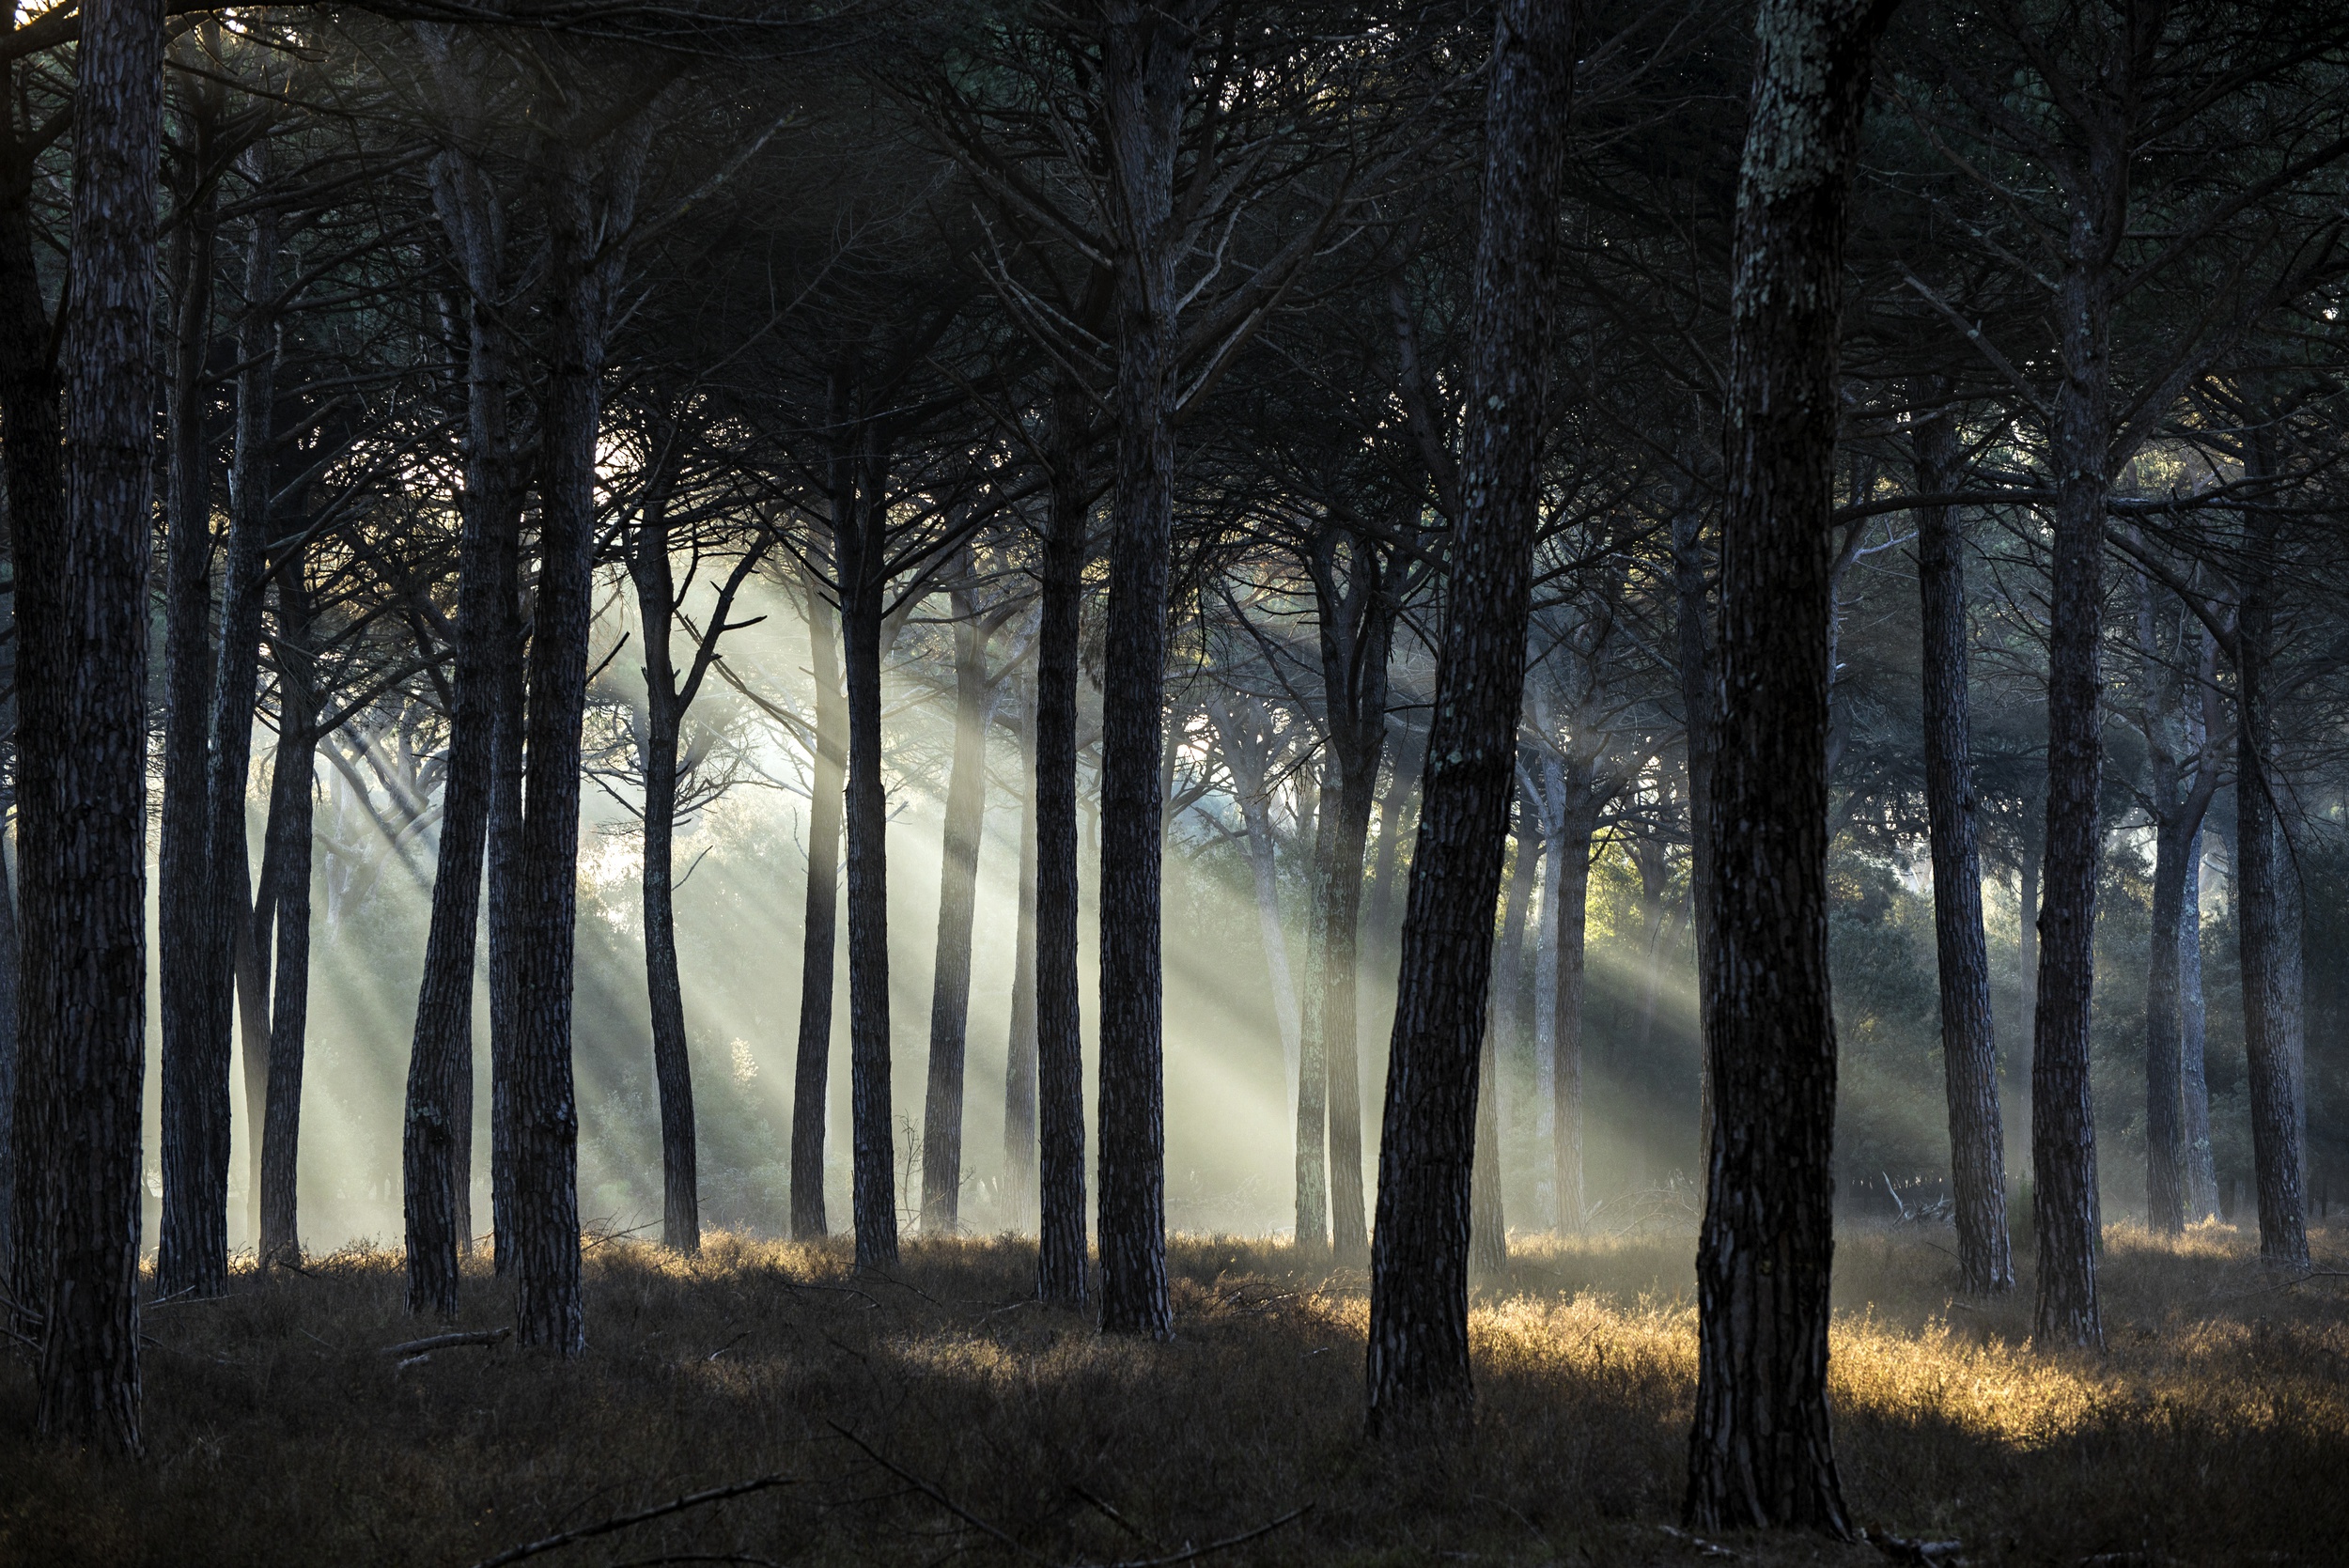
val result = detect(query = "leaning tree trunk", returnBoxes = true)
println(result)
[1034,381,1090,1305]
[19,0,163,1448]
[838,442,900,1272]
[156,170,226,1304]
[1686,0,1890,1535]
[922,592,995,1234]
[258,566,318,1267]
[2235,479,2310,1268]
[1911,397,2013,1294]
[1093,1,1198,1339]
[1002,675,1041,1227]
[790,557,846,1240]
[1364,0,1574,1433]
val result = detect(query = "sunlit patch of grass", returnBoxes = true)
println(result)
[1,1224,2342,1566]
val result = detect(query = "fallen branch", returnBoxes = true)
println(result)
[468,1474,796,1568]
[1099,1506,1311,1568]
[827,1421,1039,1560]
[384,1327,512,1361]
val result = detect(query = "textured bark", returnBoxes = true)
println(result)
[1034,381,1090,1305]
[407,135,523,1309]
[2234,469,2310,1268]
[1672,488,1719,1169]
[1686,0,1890,1534]
[789,557,846,1240]
[509,124,653,1354]
[1911,400,2012,1294]
[1364,0,1574,1431]
[19,0,163,1447]
[1295,789,1335,1254]
[258,567,318,1267]
[921,582,996,1233]
[2030,116,2123,1358]
[0,38,65,1318]
[1002,676,1040,1226]
[2179,836,2218,1220]
[485,510,527,1273]
[156,147,226,1304]
[1095,0,1202,1340]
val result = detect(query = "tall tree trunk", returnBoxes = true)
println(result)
[1912,397,2013,1293]
[630,483,701,1256]
[922,585,994,1233]
[1687,0,1890,1533]
[19,0,163,1447]
[156,155,226,1303]
[790,556,845,1240]
[1093,1,1200,1339]
[2234,461,2310,1267]
[1002,675,1040,1227]
[1034,381,1089,1304]
[1672,480,1719,1168]
[1295,782,1335,1254]
[2180,833,2217,1219]
[2030,147,2122,1353]
[259,566,318,1267]
[412,142,523,1300]
[1472,796,1535,1279]
[1364,0,1574,1431]
[0,42,65,1319]
[485,519,526,1272]
[507,140,618,1355]
[1321,673,1384,1264]
[1551,787,1598,1234]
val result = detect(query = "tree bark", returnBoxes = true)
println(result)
[921,580,995,1233]
[1549,783,1598,1234]
[2234,457,2310,1267]
[1686,0,1890,1534]
[1363,0,1574,1432]
[156,141,227,1303]
[790,555,845,1240]
[485,511,527,1273]
[1295,784,1335,1255]
[19,0,163,1448]
[1095,0,1202,1339]
[258,566,318,1268]
[1911,398,2013,1294]
[1472,793,1535,1281]
[1672,486,1719,1171]
[1034,380,1090,1305]
[2179,832,2217,1220]
[1002,675,1040,1227]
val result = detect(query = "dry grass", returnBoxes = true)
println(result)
[2,1223,2343,1567]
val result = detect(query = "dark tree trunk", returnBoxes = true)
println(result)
[19,0,163,1448]
[1672,485,1719,1169]
[1685,0,1890,1534]
[2234,468,2310,1268]
[1034,381,1090,1305]
[922,582,994,1233]
[2030,129,2124,1357]
[1472,794,1536,1281]
[0,41,65,1319]
[1551,788,1598,1234]
[790,557,845,1240]
[485,515,527,1273]
[2180,834,2217,1220]
[156,157,226,1304]
[258,565,318,1267]
[838,435,899,1272]
[1002,675,1040,1227]
[1364,0,1574,1432]
[1095,0,1200,1340]
[1296,786,1335,1255]
[508,133,644,1355]
[1911,398,2013,1294]
[409,145,524,1305]
[626,470,704,1257]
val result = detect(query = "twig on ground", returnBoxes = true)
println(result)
[384,1327,512,1363]
[467,1474,796,1568]
[1097,1505,1311,1568]
[1071,1485,1161,1550]
[828,1421,1040,1560]
[1659,1523,1738,1560]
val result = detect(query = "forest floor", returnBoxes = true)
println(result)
[2,1223,2343,1567]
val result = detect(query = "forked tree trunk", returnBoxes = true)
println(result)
[790,556,846,1240]
[922,586,996,1233]
[1034,381,1090,1305]
[1686,0,1890,1534]
[1002,677,1041,1226]
[1364,0,1574,1433]
[1911,398,2013,1294]
[1094,0,1199,1339]
[19,0,163,1447]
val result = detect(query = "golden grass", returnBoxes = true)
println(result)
[2,1223,2343,1566]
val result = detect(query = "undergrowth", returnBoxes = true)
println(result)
[1,1224,2341,1567]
